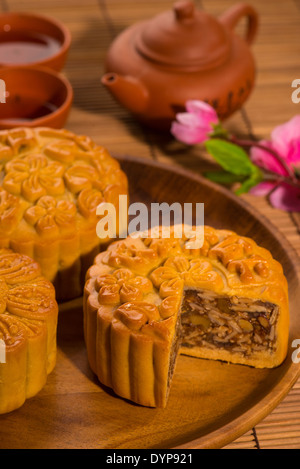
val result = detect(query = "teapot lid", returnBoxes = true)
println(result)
[134,0,231,71]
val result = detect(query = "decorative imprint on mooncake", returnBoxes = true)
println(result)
[115,302,160,331]
[3,155,65,202]
[96,268,153,306]
[0,189,21,233]
[0,249,55,346]
[227,255,271,284]
[106,242,159,272]
[0,251,40,285]
[64,164,101,194]
[150,256,224,293]
[0,128,37,156]
[209,235,254,266]
[24,196,77,236]
[78,188,104,219]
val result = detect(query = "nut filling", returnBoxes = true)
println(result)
[181,290,279,357]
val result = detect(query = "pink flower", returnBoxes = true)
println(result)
[250,116,300,212]
[171,101,219,145]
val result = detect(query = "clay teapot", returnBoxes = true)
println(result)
[101,1,259,131]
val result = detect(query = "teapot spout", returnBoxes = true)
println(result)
[101,73,149,115]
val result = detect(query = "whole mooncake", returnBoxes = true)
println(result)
[0,127,128,301]
[84,226,289,408]
[0,248,58,414]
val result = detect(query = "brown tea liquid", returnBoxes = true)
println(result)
[0,31,61,64]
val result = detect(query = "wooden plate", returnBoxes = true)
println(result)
[1,155,300,449]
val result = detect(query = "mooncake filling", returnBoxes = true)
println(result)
[180,289,279,357]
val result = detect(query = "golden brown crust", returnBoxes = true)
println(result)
[0,127,128,300]
[0,248,58,414]
[84,226,290,407]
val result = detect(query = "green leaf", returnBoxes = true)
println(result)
[205,171,245,185]
[205,139,257,176]
[235,167,264,195]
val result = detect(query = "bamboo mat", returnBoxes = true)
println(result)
[1,0,300,449]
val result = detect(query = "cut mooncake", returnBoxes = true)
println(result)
[84,226,289,408]
[0,127,128,300]
[0,248,58,414]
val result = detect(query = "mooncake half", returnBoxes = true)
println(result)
[84,226,289,408]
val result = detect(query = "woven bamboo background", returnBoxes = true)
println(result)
[1,0,300,449]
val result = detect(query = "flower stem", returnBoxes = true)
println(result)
[229,136,297,183]
[263,170,300,188]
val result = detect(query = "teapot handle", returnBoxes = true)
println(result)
[219,3,259,45]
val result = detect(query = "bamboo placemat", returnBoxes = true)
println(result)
[1,0,300,449]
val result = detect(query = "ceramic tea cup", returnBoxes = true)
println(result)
[0,65,73,129]
[0,12,71,71]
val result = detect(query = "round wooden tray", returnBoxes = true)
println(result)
[1,155,300,449]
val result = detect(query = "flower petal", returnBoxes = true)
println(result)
[272,115,300,165]
[176,112,203,128]
[250,141,288,176]
[250,181,276,196]
[271,115,300,161]
[186,100,219,125]
[269,183,300,212]
[287,138,300,166]
[171,121,209,144]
